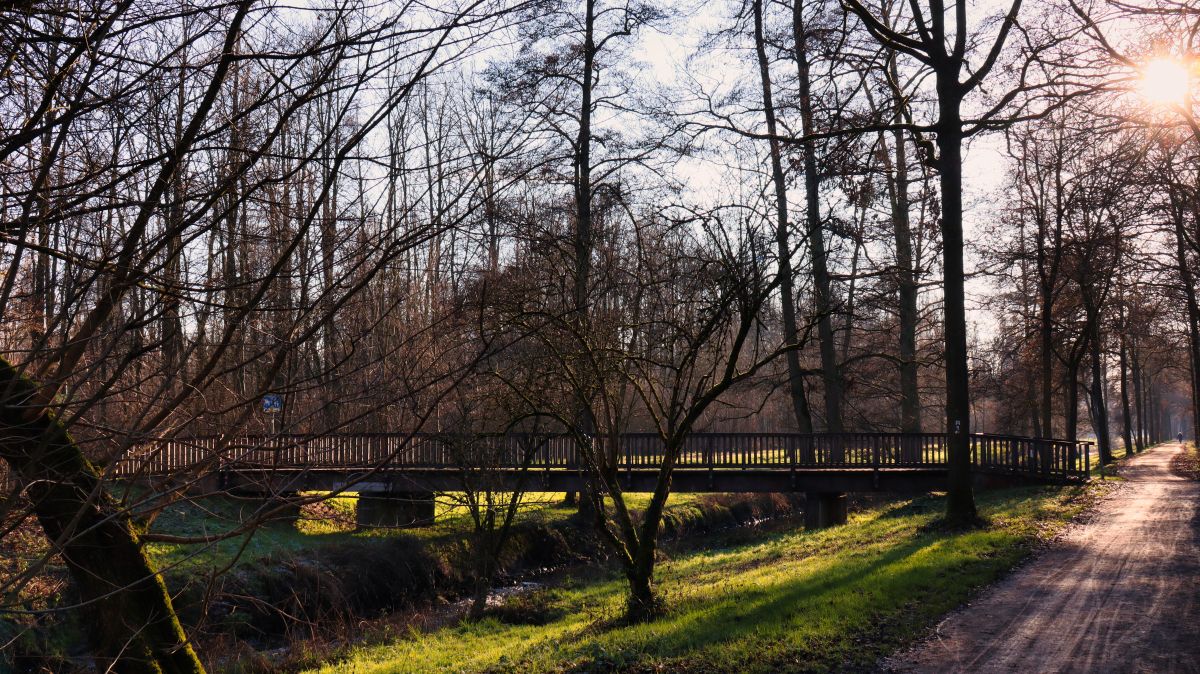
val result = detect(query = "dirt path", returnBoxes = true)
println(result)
[885,443,1200,673]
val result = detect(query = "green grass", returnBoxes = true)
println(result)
[144,492,558,574]
[144,491,703,575]
[143,494,357,574]
[304,485,1099,674]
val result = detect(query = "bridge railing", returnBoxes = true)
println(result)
[609,431,1091,478]
[107,431,1092,483]
[970,433,1092,481]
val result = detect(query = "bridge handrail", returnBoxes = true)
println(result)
[104,431,1092,483]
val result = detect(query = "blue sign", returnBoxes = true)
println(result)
[262,394,283,413]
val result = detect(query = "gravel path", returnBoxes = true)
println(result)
[885,443,1200,673]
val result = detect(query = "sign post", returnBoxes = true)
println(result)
[262,393,282,435]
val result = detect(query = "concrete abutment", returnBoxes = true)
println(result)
[804,491,848,529]
[355,491,436,529]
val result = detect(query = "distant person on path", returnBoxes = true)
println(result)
[1178,432,1184,444]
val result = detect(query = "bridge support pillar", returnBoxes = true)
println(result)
[804,491,847,529]
[356,492,436,529]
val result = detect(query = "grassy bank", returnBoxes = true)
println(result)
[145,492,700,575]
[2,491,796,671]
[306,484,1104,674]
[191,493,804,658]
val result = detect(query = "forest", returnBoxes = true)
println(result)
[2,0,1199,672]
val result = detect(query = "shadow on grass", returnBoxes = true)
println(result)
[550,496,1046,672]
[588,539,930,667]
[915,514,992,535]
[292,487,1077,674]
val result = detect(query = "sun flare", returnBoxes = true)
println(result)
[1139,57,1190,106]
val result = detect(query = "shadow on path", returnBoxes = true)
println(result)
[883,444,1200,674]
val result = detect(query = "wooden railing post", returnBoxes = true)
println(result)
[788,434,796,488]
[217,438,228,491]
[872,435,881,489]
[625,435,632,479]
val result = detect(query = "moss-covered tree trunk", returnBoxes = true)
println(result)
[0,358,204,674]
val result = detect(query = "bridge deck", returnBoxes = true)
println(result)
[120,432,1092,494]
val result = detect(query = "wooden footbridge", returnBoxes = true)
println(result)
[127,431,1092,494]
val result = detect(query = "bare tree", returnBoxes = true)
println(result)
[841,0,1029,524]
[0,2,522,670]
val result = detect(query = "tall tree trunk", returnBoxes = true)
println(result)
[885,121,921,434]
[839,231,863,365]
[34,122,53,334]
[30,35,60,337]
[1132,337,1146,451]
[484,150,500,273]
[792,1,841,435]
[1066,362,1080,442]
[0,359,204,674]
[162,36,188,382]
[1148,378,1160,444]
[1087,311,1111,464]
[1189,356,1198,443]
[223,56,246,402]
[319,88,342,431]
[573,0,595,343]
[1039,294,1054,438]
[1170,198,1200,443]
[1159,389,1165,443]
[934,77,976,524]
[754,0,813,433]
[569,0,599,512]
[1119,327,1134,455]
